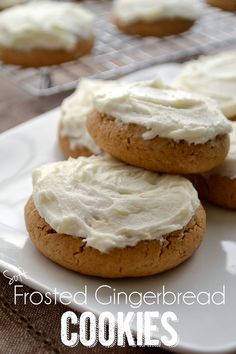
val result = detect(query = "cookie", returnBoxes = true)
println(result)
[0,37,94,67]
[24,156,206,278]
[87,80,232,174]
[207,0,236,11]
[113,0,202,37]
[189,123,236,210]
[114,17,195,37]
[59,79,118,158]
[174,52,236,121]
[0,1,94,67]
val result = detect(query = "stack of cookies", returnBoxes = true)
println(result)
[25,66,233,278]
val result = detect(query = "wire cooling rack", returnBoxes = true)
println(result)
[1,0,236,96]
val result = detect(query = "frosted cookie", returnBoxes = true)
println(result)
[0,0,27,10]
[190,123,236,210]
[0,1,94,67]
[207,0,236,11]
[113,0,203,37]
[24,156,206,278]
[87,80,232,174]
[174,52,236,121]
[60,79,118,158]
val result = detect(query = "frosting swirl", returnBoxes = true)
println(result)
[0,1,94,51]
[113,0,203,24]
[174,52,236,119]
[93,80,232,144]
[32,156,200,253]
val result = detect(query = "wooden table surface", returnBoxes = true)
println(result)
[0,77,69,133]
[0,76,169,354]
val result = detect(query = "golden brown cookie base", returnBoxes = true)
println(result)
[207,0,236,11]
[189,174,236,210]
[0,36,94,67]
[25,198,206,278]
[59,123,93,158]
[86,111,230,174]
[114,16,195,37]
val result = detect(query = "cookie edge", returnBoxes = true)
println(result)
[25,197,206,278]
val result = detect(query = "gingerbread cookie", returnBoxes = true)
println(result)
[0,1,94,67]
[113,0,203,37]
[25,156,206,278]
[87,80,232,174]
[174,52,236,121]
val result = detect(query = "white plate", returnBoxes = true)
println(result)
[0,64,236,354]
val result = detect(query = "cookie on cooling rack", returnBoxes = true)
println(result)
[0,1,94,67]
[25,155,206,278]
[174,51,236,121]
[113,0,203,37]
[189,123,236,210]
[86,79,232,174]
[207,0,236,12]
[59,79,121,158]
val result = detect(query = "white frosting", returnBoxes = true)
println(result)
[0,1,94,50]
[61,79,167,153]
[61,79,118,154]
[0,0,26,9]
[93,80,232,145]
[174,52,236,119]
[207,123,236,179]
[32,155,200,253]
[113,0,203,24]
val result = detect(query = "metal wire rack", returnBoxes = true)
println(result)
[1,0,236,96]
